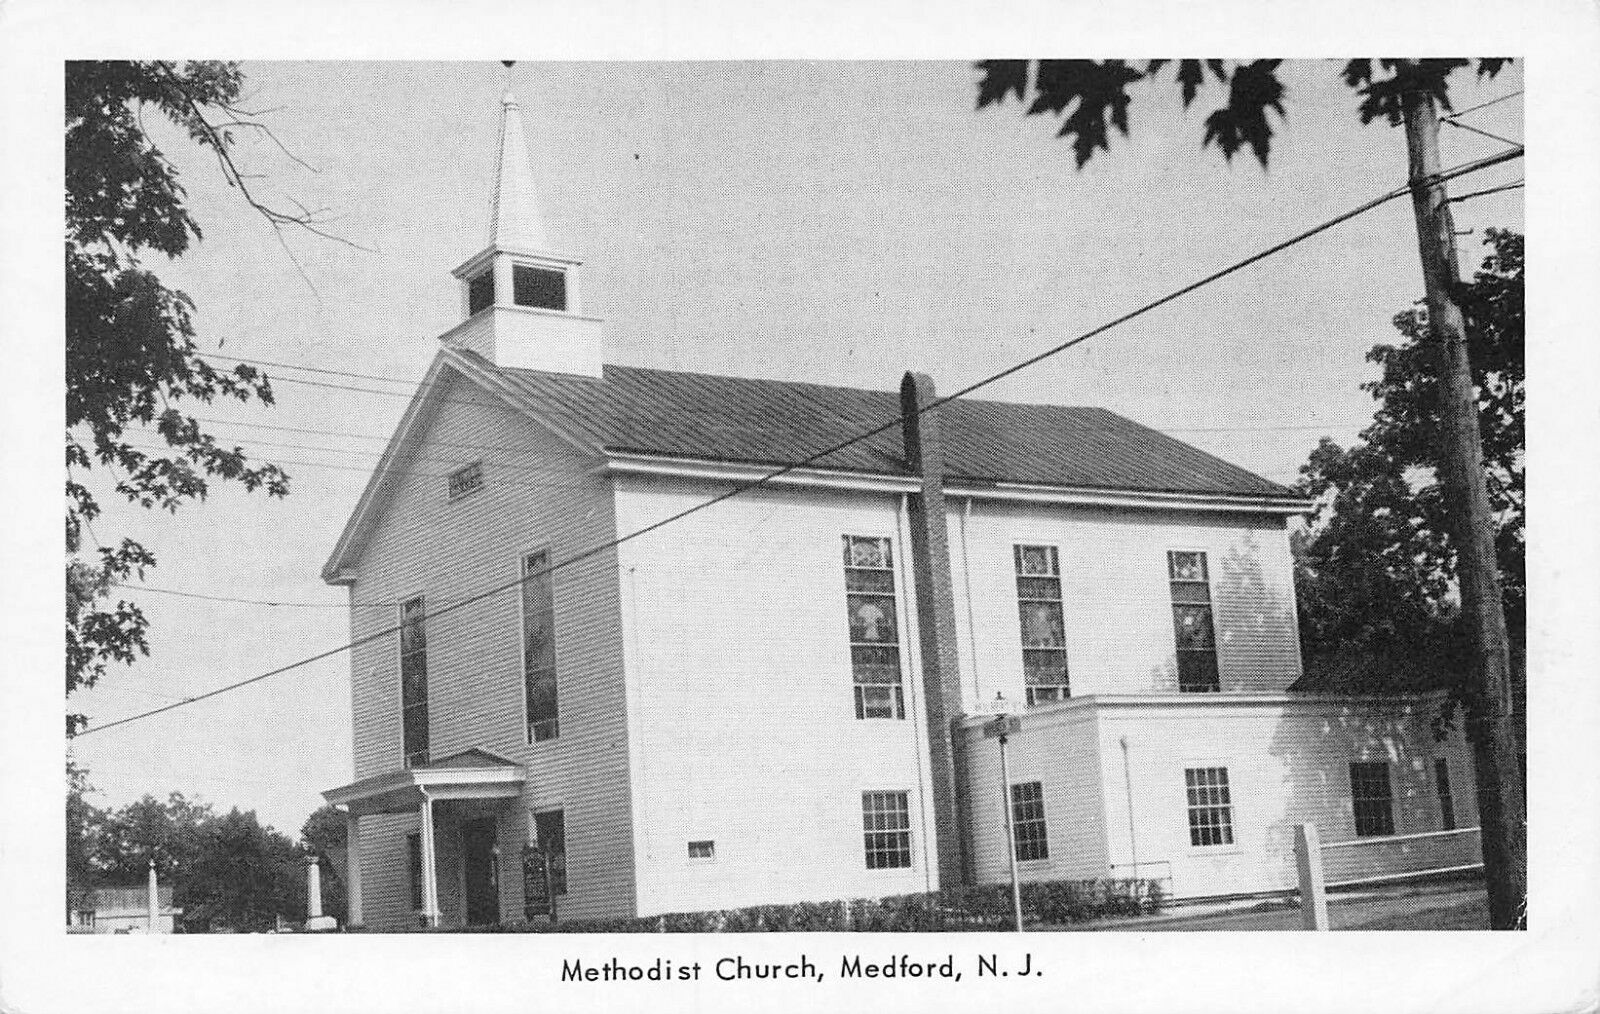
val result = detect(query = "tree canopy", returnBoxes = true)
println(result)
[1294,229,1524,700]
[974,59,1510,168]
[66,61,295,734]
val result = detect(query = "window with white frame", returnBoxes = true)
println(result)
[521,549,559,742]
[1184,767,1234,846]
[1434,757,1457,831]
[843,536,905,720]
[1350,761,1395,836]
[1168,551,1219,692]
[1014,545,1069,704]
[687,840,715,861]
[399,595,429,767]
[1010,781,1050,861]
[861,791,913,869]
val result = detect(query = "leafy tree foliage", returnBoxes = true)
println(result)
[66,761,98,918]
[974,59,1509,168]
[66,60,294,735]
[84,790,308,932]
[1294,230,1524,697]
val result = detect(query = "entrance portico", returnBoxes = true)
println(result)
[324,748,524,928]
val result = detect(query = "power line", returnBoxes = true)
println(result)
[1448,89,1523,119]
[1441,118,1521,149]
[1449,179,1524,204]
[74,145,1522,739]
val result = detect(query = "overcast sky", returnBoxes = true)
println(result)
[63,59,1526,836]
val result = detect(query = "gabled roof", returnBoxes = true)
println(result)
[323,346,1302,582]
[486,353,1296,497]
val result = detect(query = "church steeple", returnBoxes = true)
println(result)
[444,70,604,377]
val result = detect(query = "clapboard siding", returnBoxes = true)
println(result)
[342,366,635,927]
[1094,695,1480,899]
[961,705,1110,885]
[613,477,941,915]
[951,501,1302,703]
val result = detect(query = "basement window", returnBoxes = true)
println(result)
[513,264,567,311]
[448,461,485,501]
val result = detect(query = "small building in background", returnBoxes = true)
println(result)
[71,886,181,934]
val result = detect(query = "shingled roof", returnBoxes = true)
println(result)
[480,356,1297,498]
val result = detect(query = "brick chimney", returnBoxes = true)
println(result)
[900,371,970,888]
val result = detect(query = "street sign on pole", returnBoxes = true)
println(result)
[983,716,1021,739]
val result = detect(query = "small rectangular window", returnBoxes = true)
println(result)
[843,536,904,720]
[533,810,567,896]
[687,840,715,861]
[513,264,567,311]
[1010,781,1050,861]
[1014,545,1069,705]
[1169,551,1219,692]
[1185,767,1234,846]
[468,270,495,315]
[1434,758,1457,831]
[448,461,485,501]
[522,550,559,742]
[399,596,429,767]
[406,832,423,911]
[1350,761,1395,837]
[861,791,912,869]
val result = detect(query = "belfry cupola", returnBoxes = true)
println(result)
[444,85,604,377]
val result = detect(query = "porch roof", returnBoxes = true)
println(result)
[322,748,525,817]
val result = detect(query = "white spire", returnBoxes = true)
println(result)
[488,89,550,251]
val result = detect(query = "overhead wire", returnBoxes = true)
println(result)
[74,144,1524,739]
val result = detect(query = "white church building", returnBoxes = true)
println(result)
[321,87,1482,929]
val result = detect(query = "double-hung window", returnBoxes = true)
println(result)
[843,536,904,720]
[1010,781,1050,861]
[1184,767,1234,846]
[399,595,429,767]
[861,791,913,869]
[1168,551,1219,692]
[521,550,559,742]
[1014,545,1069,704]
[1350,761,1395,836]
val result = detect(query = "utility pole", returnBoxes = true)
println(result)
[1401,83,1526,930]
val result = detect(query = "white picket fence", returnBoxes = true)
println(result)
[1294,823,1484,930]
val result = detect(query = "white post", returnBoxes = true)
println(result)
[345,811,363,928]
[146,858,158,934]
[998,732,1024,933]
[419,790,440,927]
[306,855,323,919]
[1294,822,1329,931]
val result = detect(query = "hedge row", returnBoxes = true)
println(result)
[380,877,1162,933]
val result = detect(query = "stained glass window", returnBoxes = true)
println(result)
[843,535,904,719]
[1168,551,1219,692]
[533,809,567,895]
[399,595,429,767]
[1014,545,1068,704]
[522,550,559,742]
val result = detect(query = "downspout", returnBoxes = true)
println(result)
[1119,735,1139,878]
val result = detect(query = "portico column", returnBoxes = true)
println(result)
[419,789,440,927]
[344,811,363,928]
